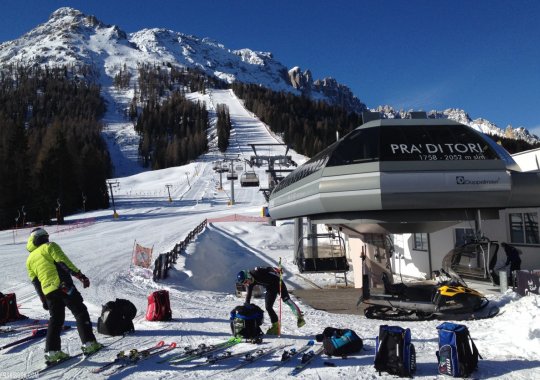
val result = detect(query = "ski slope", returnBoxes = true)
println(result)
[0,89,539,379]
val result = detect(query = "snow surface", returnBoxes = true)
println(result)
[1,88,539,379]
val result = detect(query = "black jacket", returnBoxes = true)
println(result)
[245,267,281,303]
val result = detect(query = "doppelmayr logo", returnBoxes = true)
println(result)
[456,176,500,185]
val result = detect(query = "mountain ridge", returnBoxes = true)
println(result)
[0,6,537,144]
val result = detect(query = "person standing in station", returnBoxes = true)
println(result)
[501,242,522,283]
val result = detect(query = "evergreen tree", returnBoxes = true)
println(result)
[0,65,110,228]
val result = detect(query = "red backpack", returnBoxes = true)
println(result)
[0,292,28,325]
[145,290,172,321]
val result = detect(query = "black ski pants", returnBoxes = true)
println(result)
[45,288,95,351]
[264,284,291,323]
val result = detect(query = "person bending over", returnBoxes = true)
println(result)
[237,266,305,335]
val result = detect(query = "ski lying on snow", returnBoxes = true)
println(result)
[163,337,241,364]
[289,346,325,376]
[0,320,46,334]
[93,341,177,375]
[0,326,70,351]
[206,344,291,377]
[225,344,291,372]
[103,342,177,376]
[187,346,264,369]
[92,340,165,374]
[267,340,315,373]
[0,328,47,351]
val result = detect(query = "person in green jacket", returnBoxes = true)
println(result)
[26,227,102,363]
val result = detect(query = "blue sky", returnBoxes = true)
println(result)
[1,0,539,135]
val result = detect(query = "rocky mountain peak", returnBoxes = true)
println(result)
[0,7,536,144]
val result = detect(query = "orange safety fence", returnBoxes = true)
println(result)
[207,214,269,223]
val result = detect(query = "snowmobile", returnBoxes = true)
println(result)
[359,245,500,321]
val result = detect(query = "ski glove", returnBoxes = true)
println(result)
[75,272,90,288]
[32,278,49,309]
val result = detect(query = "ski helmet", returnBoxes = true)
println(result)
[30,227,49,246]
[236,270,250,284]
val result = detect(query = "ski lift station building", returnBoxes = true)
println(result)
[268,116,540,286]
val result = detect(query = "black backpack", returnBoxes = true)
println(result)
[316,327,363,357]
[374,325,416,378]
[97,298,137,336]
[229,304,264,342]
[436,322,482,377]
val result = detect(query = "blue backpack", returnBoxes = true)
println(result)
[317,327,363,357]
[436,322,481,377]
[374,325,416,377]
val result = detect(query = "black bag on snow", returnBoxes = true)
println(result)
[374,325,416,377]
[316,326,363,357]
[436,322,482,377]
[97,298,137,336]
[229,304,264,340]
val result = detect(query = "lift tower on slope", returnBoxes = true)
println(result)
[248,143,297,201]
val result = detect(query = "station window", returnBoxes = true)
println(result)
[509,212,539,244]
[326,127,380,166]
[454,228,475,247]
[413,233,428,251]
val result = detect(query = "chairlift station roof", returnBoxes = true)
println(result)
[268,118,540,234]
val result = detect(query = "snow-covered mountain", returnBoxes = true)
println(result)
[373,106,539,144]
[0,7,366,113]
[0,7,537,144]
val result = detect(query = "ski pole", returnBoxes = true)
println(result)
[278,257,282,336]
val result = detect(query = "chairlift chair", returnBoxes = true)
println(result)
[240,172,260,187]
[444,239,499,283]
[295,231,350,274]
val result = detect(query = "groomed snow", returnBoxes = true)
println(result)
[1,89,539,379]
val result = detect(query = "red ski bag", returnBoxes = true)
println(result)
[145,290,172,321]
[0,292,28,325]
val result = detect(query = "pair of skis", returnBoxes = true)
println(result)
[189,345,267,369]
[92,340,177,375]
[200,344,291,377]
[221,343,292,373]
[267,339,315,372]
[289,345,325,376]
[161,337,241,364]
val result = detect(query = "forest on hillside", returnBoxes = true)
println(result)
[232,82,363,157]
[231,82,540,157]
[132,65,229,169]
[0,65,110,229]
[2,62,538,229]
